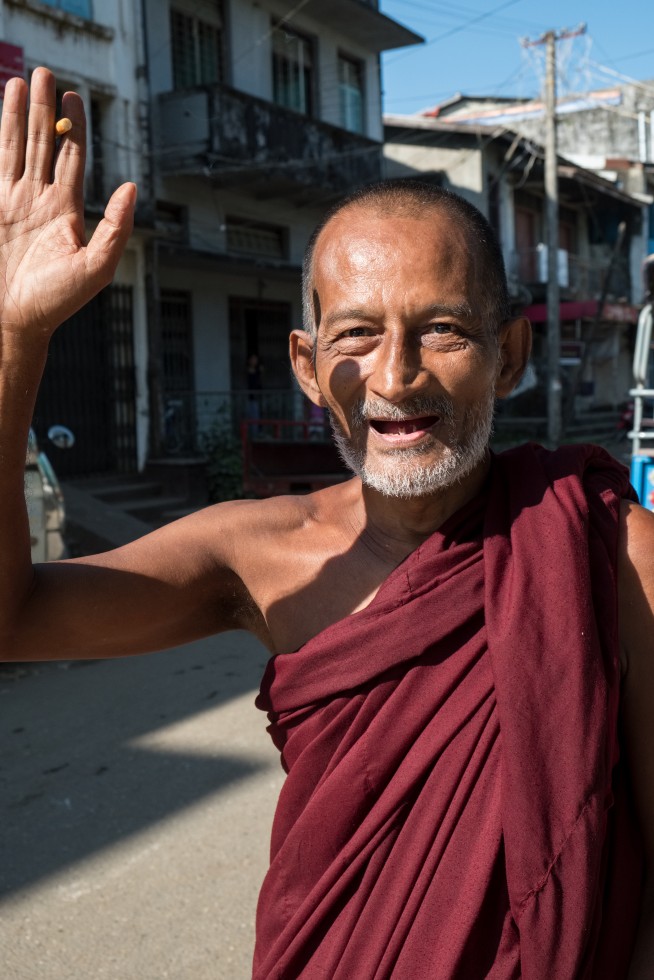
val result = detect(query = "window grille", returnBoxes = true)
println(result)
[171,8,223,90]
[272,24,313,116]
[160,290,194,394]
[226,219,286,261]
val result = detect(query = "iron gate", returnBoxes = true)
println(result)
[34,285,137,477]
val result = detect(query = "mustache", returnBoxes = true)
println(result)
[349,396,456,426]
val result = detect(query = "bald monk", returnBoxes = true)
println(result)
[1,69,653,978]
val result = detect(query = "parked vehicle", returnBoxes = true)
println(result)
[26,425,75,562]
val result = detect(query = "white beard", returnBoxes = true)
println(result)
[329,392,495,499]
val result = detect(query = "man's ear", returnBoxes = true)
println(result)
[290,329,326,407]
[495,317,532,398]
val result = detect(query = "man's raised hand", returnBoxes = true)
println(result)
[0,67,135,340]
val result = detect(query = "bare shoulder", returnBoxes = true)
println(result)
[185,478,355,589]
[618,499,654,620]
[617,505,654,879]
[187,480,361,653]
[618,500,654,659]
[188,487,328,558]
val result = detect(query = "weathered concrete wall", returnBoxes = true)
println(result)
[513,85,654,165]
[384,141,484,202]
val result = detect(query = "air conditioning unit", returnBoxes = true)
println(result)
[536,243,569,287]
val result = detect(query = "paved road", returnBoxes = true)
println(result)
[0,632,284,980]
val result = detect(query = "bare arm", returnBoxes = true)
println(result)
[0,69,258,660]
[618,501,654,978]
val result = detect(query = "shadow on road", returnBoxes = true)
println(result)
[0,631,273,899]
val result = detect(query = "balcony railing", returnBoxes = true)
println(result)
[509,247,631,300]
[160,388,322,457]
[156,84,382,199]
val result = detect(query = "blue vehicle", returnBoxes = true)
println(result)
[629,255,654,510]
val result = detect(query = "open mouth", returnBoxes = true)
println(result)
[369,415,439,437]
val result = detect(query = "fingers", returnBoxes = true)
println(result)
[0,68,86,200]
[53,90,86,194]
[24,67,56,183]
[0,76,28,182]
[84,182,137,285]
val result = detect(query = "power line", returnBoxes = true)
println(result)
[587,59,654,95]
[384,0,551,35]
[384,0,523,66]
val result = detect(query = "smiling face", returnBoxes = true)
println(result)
[292,203,527,499]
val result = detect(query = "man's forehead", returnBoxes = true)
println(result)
[315,205,470,266]
[313,204,476,294]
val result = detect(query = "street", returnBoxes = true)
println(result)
[0,631,284,980]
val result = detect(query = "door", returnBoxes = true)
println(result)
[34,285,137,476]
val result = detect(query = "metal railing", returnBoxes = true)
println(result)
[160,388,311,456]
[508,248,630,299]
[157,83,382,194]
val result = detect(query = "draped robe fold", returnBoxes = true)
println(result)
[254,444,643,979]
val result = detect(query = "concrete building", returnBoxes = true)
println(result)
[142,0,422,458]
[2,0,421,477]
[419,85,654,264]
[384,113,648,415]
[0,0,152,474]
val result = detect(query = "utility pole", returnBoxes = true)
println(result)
[522,24,586,447]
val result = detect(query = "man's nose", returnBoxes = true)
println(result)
[369,336,430,403]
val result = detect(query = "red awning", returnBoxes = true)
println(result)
[524,301,598,323]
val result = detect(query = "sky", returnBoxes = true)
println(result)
[379,0,654,116]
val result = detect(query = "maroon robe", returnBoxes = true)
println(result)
[254,444,643,979]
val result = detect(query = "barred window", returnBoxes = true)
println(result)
[226,218,287,261]
[272,24,314,116]
[171,7,223,90]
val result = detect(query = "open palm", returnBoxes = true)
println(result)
[0,68,135,338]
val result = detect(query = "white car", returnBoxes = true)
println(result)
[25,426,74,563]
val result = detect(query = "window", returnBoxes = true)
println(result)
[272,25,314,116]
[39,0,93,17]
[338,55,364,134]
[171,7,223,90]
[226,218,287,261]
[160,290,194,394]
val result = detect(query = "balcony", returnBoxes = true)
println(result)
[156,84,383,202]
[509,246,631,302]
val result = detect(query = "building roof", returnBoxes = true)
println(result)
[417,89,623,127]
[271,0,424,53]
[383,114,651,207]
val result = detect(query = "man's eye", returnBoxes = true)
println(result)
[344,327,369,338]
[427,323,454,335]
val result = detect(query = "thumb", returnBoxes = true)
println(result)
[84,182,137,285]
